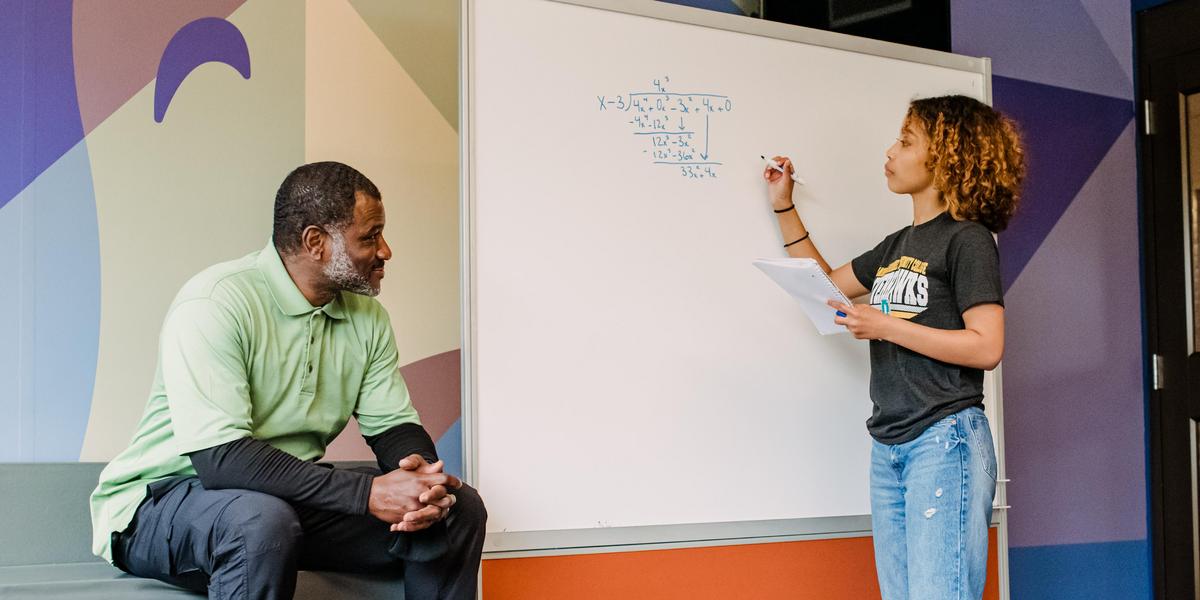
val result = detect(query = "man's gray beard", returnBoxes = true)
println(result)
[323,230,379,297]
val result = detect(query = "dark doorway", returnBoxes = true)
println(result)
[763,0,950,52]
[658,0,952,53]
[1139,0,1200,598]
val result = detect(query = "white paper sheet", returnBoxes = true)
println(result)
[753,258,851,335]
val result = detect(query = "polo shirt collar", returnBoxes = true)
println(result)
[257,241,347,320]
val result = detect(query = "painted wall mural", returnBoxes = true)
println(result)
[5,2,1153,597]
[1,0,463,476]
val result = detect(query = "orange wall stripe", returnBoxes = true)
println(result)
[483,530,999,599]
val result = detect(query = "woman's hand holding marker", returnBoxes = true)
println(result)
[762,155,807,185]
[829,300,894,341]
[764,155,799,212]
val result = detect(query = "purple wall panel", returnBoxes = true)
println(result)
[993,76,1134,291]
[952,0,1132,100]
[1079,0,1135,83]
[1002,122,1144,546]
[0,0,85,211]
[953,0,1149,595]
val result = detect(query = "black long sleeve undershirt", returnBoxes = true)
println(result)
[363,422,439,474]
[187,423,439,515]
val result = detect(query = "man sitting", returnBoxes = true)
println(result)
[90,162,485,600]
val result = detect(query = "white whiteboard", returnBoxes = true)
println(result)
[464,0,997,548]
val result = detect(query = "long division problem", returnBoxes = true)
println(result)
[596,77,734,180]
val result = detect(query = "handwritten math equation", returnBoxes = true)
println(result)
[596,77,733,180]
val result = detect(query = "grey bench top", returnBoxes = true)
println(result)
[0,563,203,599]
[0,463,403,599]
[0,562,405,599]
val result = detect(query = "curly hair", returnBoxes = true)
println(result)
[273,161,381,255]
[906,95,1025,233]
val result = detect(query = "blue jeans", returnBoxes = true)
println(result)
[870,406,997,600]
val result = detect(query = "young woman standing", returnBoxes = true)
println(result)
[765,95,1024,600]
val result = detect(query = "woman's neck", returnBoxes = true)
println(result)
[911,187,947,226]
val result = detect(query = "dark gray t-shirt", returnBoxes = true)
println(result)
[850,211,1003,444]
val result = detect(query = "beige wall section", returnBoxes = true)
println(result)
[305,0,460,369]
[80,1,306,460]
[347,0,459,130]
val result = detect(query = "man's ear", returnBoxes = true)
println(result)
[300,225,326,261]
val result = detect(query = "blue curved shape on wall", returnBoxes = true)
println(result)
[435,418,464,479]
[0,139,101,462]
[154,17,251,123]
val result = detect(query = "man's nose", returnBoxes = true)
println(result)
[378,235,393,261]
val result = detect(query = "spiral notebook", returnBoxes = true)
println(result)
[752,258,851,335]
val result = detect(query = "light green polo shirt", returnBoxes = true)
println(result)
[89,242,420,562]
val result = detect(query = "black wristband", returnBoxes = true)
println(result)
[784,232,810,248]
[773,204,795,214]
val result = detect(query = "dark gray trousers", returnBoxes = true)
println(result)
[112,472,486,600]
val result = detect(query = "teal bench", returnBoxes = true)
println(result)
[0,463,405,599]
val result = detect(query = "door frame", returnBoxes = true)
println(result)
[1138,1,1200,598]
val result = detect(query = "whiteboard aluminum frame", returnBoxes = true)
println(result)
[484,512,1004,559]
[461,1,1004,594]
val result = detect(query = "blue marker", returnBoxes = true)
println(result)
[881,298,891,316]
[836,310,847,318]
